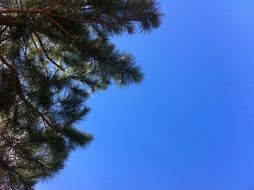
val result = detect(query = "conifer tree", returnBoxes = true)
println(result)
[0,0,161,189]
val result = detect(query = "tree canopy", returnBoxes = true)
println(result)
[0,0,161,189]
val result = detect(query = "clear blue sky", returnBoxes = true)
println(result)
[37,1,254,190]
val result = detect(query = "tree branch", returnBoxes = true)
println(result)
[0,54,54,129]
[33,32,65,71]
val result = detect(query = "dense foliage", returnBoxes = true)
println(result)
[0,0,161,189]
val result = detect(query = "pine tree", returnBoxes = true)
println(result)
[0,0,161,189]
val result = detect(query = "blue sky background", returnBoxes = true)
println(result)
[37,1,254,190]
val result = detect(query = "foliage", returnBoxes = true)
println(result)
[0,0,161,189]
